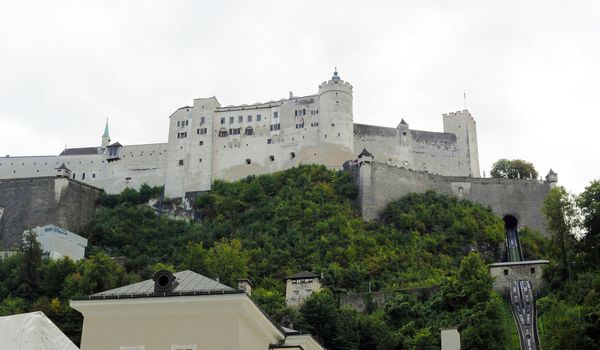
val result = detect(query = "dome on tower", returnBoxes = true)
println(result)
[331,68,341,81]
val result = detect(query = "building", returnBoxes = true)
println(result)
[488,260,549,294]
[70,270,325,350]
[285,271,322,307]
[27,224,88,261]
[0,70,480,200]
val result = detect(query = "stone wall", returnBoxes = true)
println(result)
[489,260,549,294]
[353,161,553,236]
[0,177,102,250]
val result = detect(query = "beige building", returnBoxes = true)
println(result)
[28,224,88,261]
[489,260,549,294]
[285,271,322,307]
[70,270,325,350]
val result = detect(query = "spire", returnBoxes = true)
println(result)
[102,119,110,138]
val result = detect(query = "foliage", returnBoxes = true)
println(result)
[490,158,538,179]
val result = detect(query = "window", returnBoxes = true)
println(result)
[331,123,335,127]
[257,114,262,121]
[82,173,85,180]
[311,122,319,127]
[197,129,200,134]
[178,160,184,166]
[247,115,252,122]
[199,141,204,146]
[185,120,189,126]
[270,123,280,131]
[503,269,509,276]
[220,117,225,125]
[530,267,536,274]
[92,174,96,178]
[290,152,295,159]
[218,129,228,137]
[229,116,234,124]
[303,108,306,115]
[229,128,241,135]
[177,121,180,127]
[295,123,304,129]
[269,155,275,161]
[245,158,251,164]
[274,111,279,118]
[198,128,207,135]
[171,345,197,350]
[294,110,298,117]
[238,115,243,123]
[200,117,205,124]
[245,127,253,136]
[199,158,202,163]
[267,139,272,144]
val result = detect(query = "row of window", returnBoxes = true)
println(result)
[176,132,187,139]
[220,114,264,125]
[120,346,195,350]
[291,278,314,284]
[178,152,297,167]
[176,120,189,127]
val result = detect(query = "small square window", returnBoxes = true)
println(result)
[199,141,204,146]
[238,115,243,123]
[503,269,509,276]
[220,118,225,125]
[178,160,184,166]
[200,117,205,124]
[257,114,262,121]
[199,158,202,163]
[530,267,536,274]
[274,111,279,118]
[267,139,272,144]
[229,116,234,124]
[247,115,252,122]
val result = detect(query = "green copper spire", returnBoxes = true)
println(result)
[102,119,110,138]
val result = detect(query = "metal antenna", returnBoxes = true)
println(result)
[463,90,467,110]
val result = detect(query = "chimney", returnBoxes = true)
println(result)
[237,279,253,296]
[289,91,294,99]
[153,270,179,294]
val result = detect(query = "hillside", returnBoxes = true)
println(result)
[1,165,598,349]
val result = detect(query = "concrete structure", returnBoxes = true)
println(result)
[441,328,461,350]
[27,225,88,261]
[285,271,322,307]
[489,260,549,294]
[0,70,480,200]
[70,270,325,350]
[0,177,101,250]
[349,160,557,235]
[339,291,386,313]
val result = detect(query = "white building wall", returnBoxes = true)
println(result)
[30,225,88,261]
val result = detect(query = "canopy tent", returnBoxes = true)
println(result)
[0,311,78,350]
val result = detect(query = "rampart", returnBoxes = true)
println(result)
[0,177,102,250]
[351,161,553,236]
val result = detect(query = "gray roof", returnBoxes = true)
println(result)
[78,270,239,300]
[489,260,550,267]
[286,271,320,280]
[59,147,102,156]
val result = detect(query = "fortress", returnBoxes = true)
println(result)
[0,69,555,236]
[0,70,480,198]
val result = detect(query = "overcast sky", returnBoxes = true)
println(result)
[0,1,598,194]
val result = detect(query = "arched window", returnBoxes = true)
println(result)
[290,152,296,159]
[269,155,275,161]
[245,126,254,136]
[245,158,251,164]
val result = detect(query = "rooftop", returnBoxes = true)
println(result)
[285,271,320,280]
[74,270,241,300]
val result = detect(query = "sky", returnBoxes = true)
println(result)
[0,1,598,194]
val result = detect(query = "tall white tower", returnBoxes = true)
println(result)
[317,69,354,166]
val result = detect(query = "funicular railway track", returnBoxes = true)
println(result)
[504,216,540,350]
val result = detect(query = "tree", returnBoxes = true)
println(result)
[542,186,577,281]
[490,159,538,179]
[18,230,43,298]
[205,238,249,287]
[577,180,600,268]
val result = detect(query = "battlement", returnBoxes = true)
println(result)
[318,80,353,94]
[443,109,474,120]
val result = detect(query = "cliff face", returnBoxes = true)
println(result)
[0,177,102,250]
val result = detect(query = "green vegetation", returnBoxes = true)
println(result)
[1,165,598,349]
[490,158,538,179]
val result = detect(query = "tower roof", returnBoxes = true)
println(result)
[358,148,373,158]
[331,68,341,81]
[102,119,110,138]
[55,163,70,171]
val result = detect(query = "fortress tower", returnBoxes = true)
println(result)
[443,110,480,177]
[317,69,354,166]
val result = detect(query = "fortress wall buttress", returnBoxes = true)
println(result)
[354,161,551,236]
